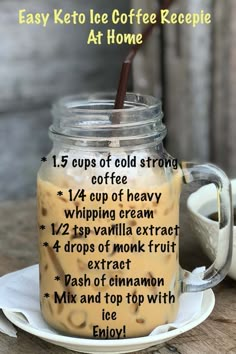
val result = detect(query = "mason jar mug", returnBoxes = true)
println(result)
[37,93,232,339]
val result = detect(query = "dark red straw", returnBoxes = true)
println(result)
[114,0,172,109]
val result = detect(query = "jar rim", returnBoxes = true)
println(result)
[50,92,166,148]
[52,92,162,116]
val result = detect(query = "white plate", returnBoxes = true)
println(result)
[3,289,215,354]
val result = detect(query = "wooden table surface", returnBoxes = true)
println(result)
[0,198,236,354]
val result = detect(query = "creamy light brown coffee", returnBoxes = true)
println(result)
[38,166,182,338]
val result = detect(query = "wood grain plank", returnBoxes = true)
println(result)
[208,0,236,177]
[132,0,161,97]
[211,0,231,174]
[227,0,236,176]
[164,0,212,162]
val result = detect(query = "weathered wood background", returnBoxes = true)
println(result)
[0,0,131,200]
[133,0,236,177]
[0,0,236,200]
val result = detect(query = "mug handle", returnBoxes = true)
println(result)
[180,162,233,292]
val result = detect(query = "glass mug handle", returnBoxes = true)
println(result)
[180,162,233,292]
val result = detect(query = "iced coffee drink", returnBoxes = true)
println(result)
[38,156,182,338]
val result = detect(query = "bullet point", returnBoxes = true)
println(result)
[41,157,47,162]
[55,276,60,281]
[43,242,49,247]
[44,293,50,298]
[40,225,46,230]
[57,191,63,196]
